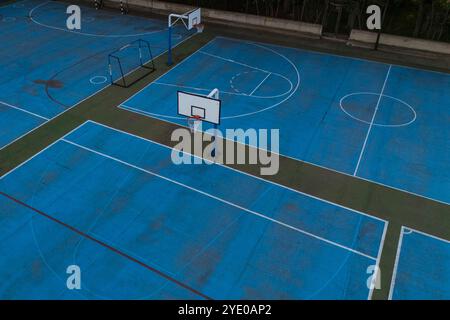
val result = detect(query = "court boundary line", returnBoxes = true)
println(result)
[368,221,388,300]
[154,82,249,97]
[388,226,405,300]
[121,38,218,105]
[152,81,292,100]
[0,118,386,257]
[198,44,299,119]
[353,65,392,176]
[60,137,378,261]
[121,37,299,113]
[0,190,211,300]
[0,100,50,121]
[0,24,196,152]
[86,120,387,224]
[388,226,450,300]
[215,36,450,77]
[389,226,450,300]
[119,92,450,206]
[0,119,387,299]
[198,50,271,74]
[122,37,301,122]
[29,1,170,38]
[117,37,449,206]
[402,227,450,244]
[0,122,88,180]
[88,120,389,301]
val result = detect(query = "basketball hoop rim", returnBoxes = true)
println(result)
[188,115,203,121]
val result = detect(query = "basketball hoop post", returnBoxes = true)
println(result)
[167,9,202,66]
[168,24,173,65]
[207,89,219,158]
[168,13,182,66]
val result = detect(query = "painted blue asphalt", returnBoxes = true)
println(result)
[0,102,47,148]
[0,121,386,299]
[121,37,450,204]
[390,228,450,300]
[0,0,193,149]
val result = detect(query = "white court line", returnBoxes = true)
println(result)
[28,1,170,38]
[353,65,392,176]
[0,24,197,152]
[368,221,388,300]
[206,37,450,205]
[199,50,271,75]
[388,226,450,300]
[250,72,271,96]
[0,122,87,180]
[121,77,449,206]
[174,41,299,119]
[388,226,406,300]
[60,136,378,261]
[118,36,449,206]
[154,82,248,97]
[0,100,49,121]
[86,120,387,224]
[121,103,185,120]
[404,227,450,243]
[339,92,417,128]
[120,38,218,106]
[154,78,291,100]
[216,35,450,76]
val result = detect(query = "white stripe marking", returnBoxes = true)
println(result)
[368,221,389,300]
[353,65,392,176]
[0,101,49,121]
[250,72,271,96]
[61,137,377,261]
[199,50,271,74]
[388,226,406,300]
[88,120,387,223]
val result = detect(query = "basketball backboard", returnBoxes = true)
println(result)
[187,8,201,30]
[177,90,221,125]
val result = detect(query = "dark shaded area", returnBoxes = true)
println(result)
[33,79,64,89]
[165,0,450,41]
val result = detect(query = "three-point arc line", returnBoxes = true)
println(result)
[0,190,212,300]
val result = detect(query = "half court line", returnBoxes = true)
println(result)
[353,65,392,176]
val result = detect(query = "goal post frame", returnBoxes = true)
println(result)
[108,39,156,88]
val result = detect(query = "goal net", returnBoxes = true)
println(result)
[108,39,155,88]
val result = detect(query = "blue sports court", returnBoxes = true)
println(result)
[0,0,448,301]
[0,0,193,150]
[389,227,450,300]
[121,36,450,205]
[0,121,387,299]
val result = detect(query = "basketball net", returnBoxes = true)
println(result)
[188,116,202,133]
[194,24,204,33]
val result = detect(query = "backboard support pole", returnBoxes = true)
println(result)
[167,9,202,66]
[207,89,219,159]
